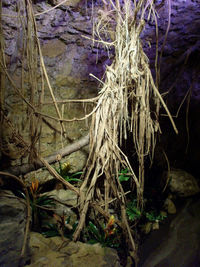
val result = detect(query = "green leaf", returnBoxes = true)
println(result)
[145,211,167,222]
[126,202,142,221]
[121,168,128,173]
[60,171,82,183]
[118,175,130,182]
[70,171,83,177]
[87,239,98,244]
[118,168,130,182]
[37,196,54,205]
[88,221,101,241]
[42,223,59,237]
[43,230,59,238]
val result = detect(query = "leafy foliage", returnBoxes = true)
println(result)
[119,172,167,225]
[42,218,78,239]
[126,199,142,221]
[118,168,131,182]
[19,179,56,230]
[42,223,59,238]
[86,216,120,248]
[145,211,167,222]
[55,161,82,183]
[126,197,167,224]
[29,180,55,208]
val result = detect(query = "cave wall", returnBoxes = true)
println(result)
[1,0,108,170]
[147,0,200,175]
[1,0,200,173]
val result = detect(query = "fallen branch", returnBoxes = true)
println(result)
[3,134,89,176]
[38,155,80,195]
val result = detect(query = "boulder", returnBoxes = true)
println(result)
[43,189,78,207]
[163,169,200,197]
[164,198,176,214]
[25,232,122,267]
[0,190,30,267]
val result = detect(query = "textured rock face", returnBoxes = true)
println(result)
[139,197,200,267]
[0,190,29,267]
[1,0,200,172]
[163,169,200,197]
[1,0,104,168]
[26,232,122,267]
[40,188,78,226]
[145,0,200,175]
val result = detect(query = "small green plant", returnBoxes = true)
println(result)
[42,213,78,238]
[86,216,119,248]
[56,162,82,183]
[126,199,142,221]
[42,223,59,238]
[145,210,167,222]
[126,198,167,224]
[42,215,78,239]
[30,180,55,230]
[18,179,55,230]
[118,168,131,182]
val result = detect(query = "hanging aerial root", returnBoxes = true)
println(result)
[73,0,177,258]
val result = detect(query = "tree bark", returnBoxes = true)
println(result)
[3,134,89,176]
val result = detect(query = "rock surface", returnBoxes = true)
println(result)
[1,0,99,167]
[43,188,78,206]
[164,169,200,197]
[25,232,122,267]
[164,198,176,214]
[0,190,29,267]
[41,188,78,226]
[1,0,200,173]
[139,196,200,267]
